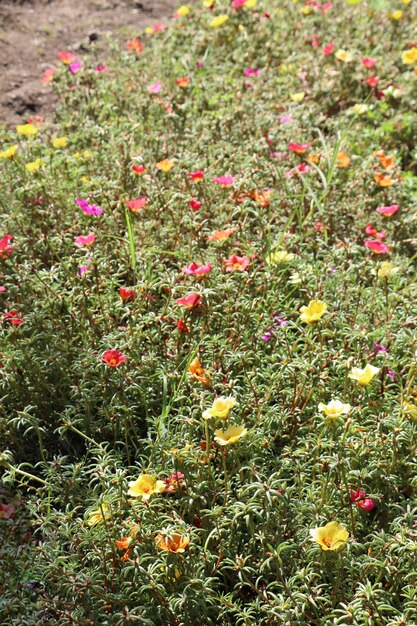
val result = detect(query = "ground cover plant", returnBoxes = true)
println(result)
[1,0,417,624]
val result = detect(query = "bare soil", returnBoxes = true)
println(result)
[0,0,177,127]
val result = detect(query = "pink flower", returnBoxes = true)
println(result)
[365,225,386,239]
[127,197,148,212]
[0,235,14,259]
[288,142,311,155]
[350,488,375,511]
[285,163,310,179]
[189,199,202,211]
[362,57,377,69]
[183,262,212,276]
[0,286,6,293]
[244,68,259,77]
[58,51,78,64]
[323,42,335,55]
[78,265,90,275]
[367,76,379,87]
[364,240,390,254]
[75,233,96,247]
[376,204,399,217]
[280,114,292,125]
[147,81,162,94]
[95,64,109,72]
[224,254,250,272]
[212,176,235,187]
[176,293,202,309]
[76,198,104,215]
[42,66,55,84]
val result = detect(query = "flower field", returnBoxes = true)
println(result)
[1,0,417,624]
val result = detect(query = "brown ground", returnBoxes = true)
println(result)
[0,0,177,127]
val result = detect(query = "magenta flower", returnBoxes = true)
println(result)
[95,64,109,72]
[75,233,96,247]
[244,68,259,77]
[365,224,386,239]
[76,198,104,215]
[364,240,390,254]
[69,60,82,74]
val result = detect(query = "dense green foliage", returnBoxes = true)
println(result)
[1,0,417,624]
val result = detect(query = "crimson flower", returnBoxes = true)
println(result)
[189,199,202,211]
[132,164,146,175]
[102,349,127,367]
[177,318,189,333]
[189,170,204,182]
[3,310,24,325]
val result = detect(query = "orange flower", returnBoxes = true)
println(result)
[188,357,210,386]
[336,151,351,169]
[374,172,396,187]
[207,228,236,241]
[155,532,190,553]
[373,150,395,170]
[127,38,143,54]
[224,254,250,272]
[175,77,190,88]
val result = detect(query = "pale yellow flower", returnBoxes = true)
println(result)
[371,261,400,278]
[203,396,237,420]
[128,474,166,500]
[335,49,354,63]
[267,250,295,265]
[291,92,305,103]
[214,424,247,446]
[299,300,327,323]
[348,364,380,386]
[310,521,349,551]
[318,400,351,418]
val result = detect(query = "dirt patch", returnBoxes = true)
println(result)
[0,0,177,128]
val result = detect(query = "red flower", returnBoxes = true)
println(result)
[364,240,390,254]
[323,42,335,55]
[350,488,375,511]
[3,310,24,325]
[224,254,251,272]
[189,170,204,182]
[102,349,127,367]
[119,288,136,302]
[189,199,202,211]
[175,76,190,88]
[132,164,146,175]
[175,293,202,309]
[127,197,148,212]
[362,56,377,69]
[0,235,14,259]
[367,76,379,87]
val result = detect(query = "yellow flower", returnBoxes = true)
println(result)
[389,10,403,19]
[25,159,43,173]
[318,400,351,418]
[86,502,111,527]
[214,424,247,446]
[16,123,38,136]
[155,159,174,172]
[335,49,354,63]
[403,401,417,419]
[203,0,214,5]
[203,396,237,420]
[243,0,257,8]
[310,521,349,551]
[52,136,68,149]
[299,300,327,323]
[177,4,190,16]
[210,15,229,28]
[291,92,305,103]
[348,364,380,386]
[188,357,211,387]
[401,47,417,64]
[0,145,18,159]
[267,250,295,265]
[128,474,166,500]
[155,532,190,553]
[371,261,400,278]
